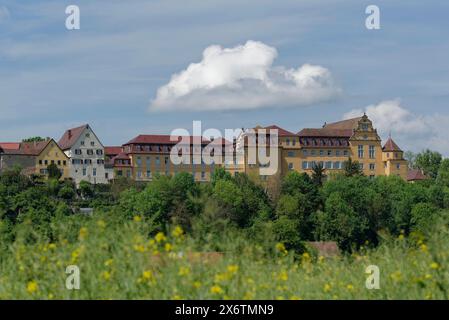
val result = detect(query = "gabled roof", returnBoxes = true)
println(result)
[124,135,210,145]
[407,169,427,181]
[113,152,130,160]
[382,137,402,152]
[323,117,362,130]
[104,146,123,156]
[297,128,353,138]
[19,140,53,155]
[263,125,296,137]
[58,124,88,150]
[0,142,21,151]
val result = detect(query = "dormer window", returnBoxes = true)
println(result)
[361,123,369,131]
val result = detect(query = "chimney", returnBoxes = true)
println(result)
[68,130,72,139]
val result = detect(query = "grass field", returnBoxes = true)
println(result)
[0,212,447,300]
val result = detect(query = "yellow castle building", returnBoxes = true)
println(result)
[238,114,408,181]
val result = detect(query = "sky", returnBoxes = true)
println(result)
[1,0,449,154]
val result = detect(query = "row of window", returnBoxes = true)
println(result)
[135,156,216,167]
[72,159,105,165]
[74,149,103,155]
[301,149,350,157]
[117,169,208,180]
[39,159,67,166]
[80,140,96,146]
[39,168,64,175]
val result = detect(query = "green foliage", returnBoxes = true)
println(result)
[343,157,364,177]
[311,163,326,186]
[79,180,94,199]
[415,149,442,179]
[21,136,47,143]
[46,163,62,180]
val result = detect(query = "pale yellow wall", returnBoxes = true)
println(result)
[36,140,70,180]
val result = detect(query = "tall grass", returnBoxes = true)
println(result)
[0,212,447,300]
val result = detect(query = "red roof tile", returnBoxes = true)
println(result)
[58,124,88,150]
[0,142,21,150]
[104,146,123,156]
[382,137,402,152]
[124,135,210,145]
[264,125,296,136]
[297,128,354,138]
[324,117,362,130]
[407,169,427,181]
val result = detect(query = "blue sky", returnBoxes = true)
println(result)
[1,0,449,154]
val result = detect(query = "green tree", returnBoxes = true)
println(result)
[22,136,48,143]
[343,157,363,177]
[79,180,94,199]
[47,163,62,180]
[311,163,326,186]
[404,151,417,169]
[436,158,449,187]
[415,149,442,179]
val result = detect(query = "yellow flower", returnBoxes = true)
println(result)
[172,226,183,238]
[424,274,432,280]
[323,283,332,293]
[346,284,354,291]
[133,215,142,222]
[155,232,166,243]
[48,243,57,250]
[210,285,223,294]
[290,295,302,300]
[142,270,153,280]
[430,262,440,270]
[104,259,114,267]
[97,219,106,228]
[275,243,287,255]
[26,281,38,294]
[302,252,311,261]
[278,270,288,282]
[420,244,428,253]
[193,281,202,289]
[172,295,182,300]
[101,271,111,281]
[390,271,402,282]
[398,234,404,240]
[71,246,84,264]
[318,256,325,263]
[227,264,239,274]
[78,227,88,240]
[164,243,173,252]
[133,244,146,253]
[178,267,190,276]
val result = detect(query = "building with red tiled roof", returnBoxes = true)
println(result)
[407,169,428,183]
[0,139,69,179]
[58,124,108,185]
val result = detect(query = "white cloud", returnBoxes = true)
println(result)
[150,40,341,111]
[344,99,449,156]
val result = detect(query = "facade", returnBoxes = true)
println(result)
[58,124,107,185]
[237,114,408,181]
[104,146,123,181]
[0,139,70,179]
[118,135,228,182]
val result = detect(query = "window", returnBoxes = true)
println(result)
[325,161,332,169]
[369,145,375,159]
[137,170,142,178]
[83,168,87,176]
[117,170,123,177]
[358,145,364,158]
[361,123,369,131]
[146,170,151,178]
[164,156,169,165]
[75,149,82,155]
[105,173,109,179]
[51,160,54,164]
[87,149,93,155]
[292,139,296,146]
[85,133,90,138]
[57,160,61,165]
[327,150,332,156]
[288,163,294,170]
[311,150,316,156]
[63,161,66,166]
[396,164,401,170]
[286,139,290,146]
[302,162,308,170]
[201,171,206,180]
[80,141,85,146]
[333,161,341,169]
[336,150,340,157]
[156,157,160,165]
[344,150,349,156]
[93,168,97,176]
[126,170,131,178]
[303,150,308,156]
[387,153,390,158]
[96,149,103,155]
[319,150,324,156]
[137,157,142,166]
[287,151,295,157]
[39,160,42,165]
[44,160,48,165]
[369,163,375,171]
[359,163,364,170]
[90,141,95,146]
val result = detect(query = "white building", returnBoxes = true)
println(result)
[58,124,107,185]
